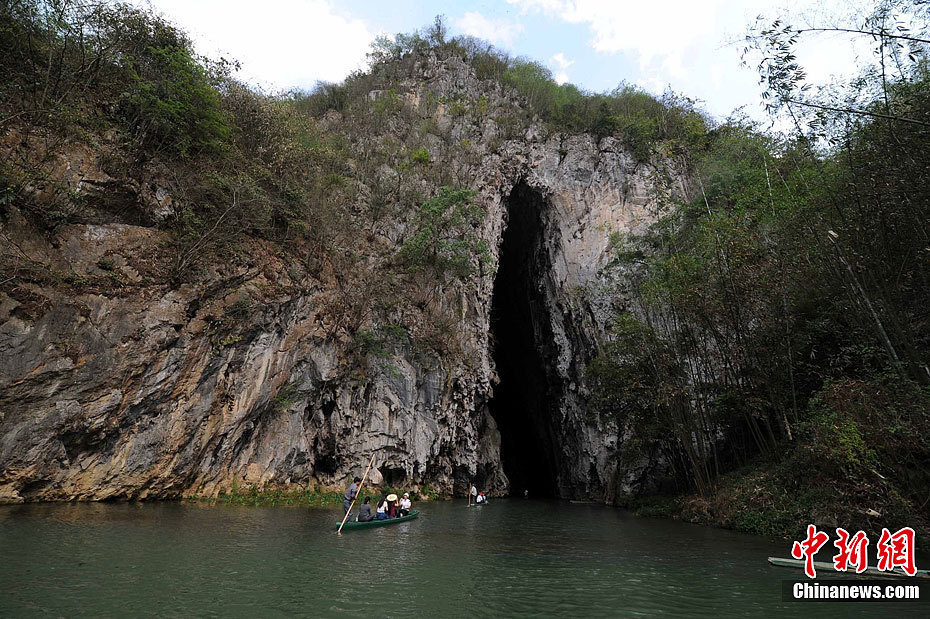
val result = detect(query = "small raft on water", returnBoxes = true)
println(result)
[336,510,419,531]
[768,556,930,579]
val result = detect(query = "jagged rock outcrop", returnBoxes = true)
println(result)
[0,52,687,502]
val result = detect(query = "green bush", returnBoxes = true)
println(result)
[398,187,489,278]
[96,257,116,271]
[410,147,431,165]
[121,45,230,157]
[293,82,349,115]
[0,1,230,158]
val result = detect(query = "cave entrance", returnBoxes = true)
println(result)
[488,182,560,498]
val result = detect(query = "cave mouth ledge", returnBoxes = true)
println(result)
[487,181,563,498]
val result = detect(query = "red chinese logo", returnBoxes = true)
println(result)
[790,525,918,578]
[876,527,917,577]
[791,524,830,578]
[833,528,869,574]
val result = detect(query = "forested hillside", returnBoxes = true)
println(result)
[589,2,930,536]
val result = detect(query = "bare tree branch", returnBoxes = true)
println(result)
[786,98,930,127]
[794,27,930,45]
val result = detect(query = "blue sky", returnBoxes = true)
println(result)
[135,0,875,123]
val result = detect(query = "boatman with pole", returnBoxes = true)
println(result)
[344,476,361,514]
[337,454,376,535]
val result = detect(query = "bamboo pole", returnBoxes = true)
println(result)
[337,453,376,536]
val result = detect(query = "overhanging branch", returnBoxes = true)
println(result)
[787,98,930,128]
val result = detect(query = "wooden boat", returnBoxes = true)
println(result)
[336,510,419,531]
[768,556,930,579]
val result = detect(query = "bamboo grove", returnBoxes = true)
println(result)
[588,0,930,534]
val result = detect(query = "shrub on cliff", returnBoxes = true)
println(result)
[496,58,708,161]
[0,1,230,159]
[360,16,710,162]
[398,187,490,279]
[120,43,230,158]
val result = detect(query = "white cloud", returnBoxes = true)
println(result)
[636,76,667,95]
[550,52,574,84]
[508,0,878,118]
[551,52,574,69]
[132,0,375,91]
[452,11,524,47]
[509,0,725,72]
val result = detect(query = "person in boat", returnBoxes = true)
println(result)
[399,492,411,517]
[376,496,389,520]
[357,497,373,522]
[476,492,486,504]
[386,493,399,518]
[470,484,477,503]
[344,476,361,514]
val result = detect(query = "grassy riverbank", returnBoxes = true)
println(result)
[628,447,930,542]
[634,378,930,541]
[185,483,443,508]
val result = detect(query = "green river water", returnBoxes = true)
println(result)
[1,498,927,617]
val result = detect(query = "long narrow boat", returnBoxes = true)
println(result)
[336,510,419,531]
[768,556,930,579]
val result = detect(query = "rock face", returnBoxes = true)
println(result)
[0,53,686,503]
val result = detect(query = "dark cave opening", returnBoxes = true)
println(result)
[488,182,560,498]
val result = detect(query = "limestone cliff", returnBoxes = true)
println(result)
[0,51,687,502]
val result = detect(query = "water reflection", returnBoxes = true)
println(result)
[0,499,927,617]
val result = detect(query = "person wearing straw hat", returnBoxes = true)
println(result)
[399,492,411,517]
[386,493,399,518]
